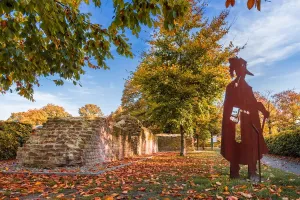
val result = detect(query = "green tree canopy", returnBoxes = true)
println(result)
[0,0,189,100]
[124,0,239,155]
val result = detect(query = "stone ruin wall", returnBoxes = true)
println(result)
[17,116,158,168]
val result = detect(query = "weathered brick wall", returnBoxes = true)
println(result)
[156,134,194,152]
[114,115,158,156]
[17,116,157,168]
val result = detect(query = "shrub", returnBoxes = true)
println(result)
[0,121,32,160]
[265,129,300,157]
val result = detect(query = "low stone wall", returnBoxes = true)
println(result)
[17,116,157,168]
[156,134,194,152]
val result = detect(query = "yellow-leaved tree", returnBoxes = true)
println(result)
[122,0,240,156]
[78,104,103,117]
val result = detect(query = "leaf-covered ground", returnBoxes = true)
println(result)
[0,156,148,175]
[0,151,299,199]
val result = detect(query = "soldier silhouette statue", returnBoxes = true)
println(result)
[221,57,269,181]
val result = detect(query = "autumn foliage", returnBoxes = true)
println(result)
[0,151,299,199]
[0,122,32,160]
[225,0,262,11]
[255,90,300,134]
[122,0,239,156]
[78,104,104,117]
[7,104,71,126]
[0,0,189,100]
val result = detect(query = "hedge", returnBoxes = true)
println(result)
[0,121,32,160]
[265,129,300,157]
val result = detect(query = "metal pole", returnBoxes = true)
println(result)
[252,117,266,183]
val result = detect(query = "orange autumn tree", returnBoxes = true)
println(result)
[7,104,71,126]
[78,104,103,117]
[254,91,278,135]
[7,109,47,126]
[41,104,72,118]
[273,90,300,131]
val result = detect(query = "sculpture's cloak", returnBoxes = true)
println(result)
[221,78,268,165]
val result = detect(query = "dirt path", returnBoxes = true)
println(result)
[262,154,300,175]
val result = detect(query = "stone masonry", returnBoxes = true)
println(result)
[17,116,157,168]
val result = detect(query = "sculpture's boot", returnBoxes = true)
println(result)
[230,162,240,178]
[248,161,259,181]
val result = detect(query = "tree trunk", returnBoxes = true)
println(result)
[210,132,214,150]
[196,134,199,151]
[180,125,186,156]
[268,118,272,134]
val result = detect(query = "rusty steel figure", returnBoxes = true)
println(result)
[221,57,269,181]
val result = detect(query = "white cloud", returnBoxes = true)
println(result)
[269,69,300,79]
[0,91,79,120]
[223,0,300,68]
[67,86,97,95]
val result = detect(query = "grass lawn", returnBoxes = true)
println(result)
[0,150,299,199]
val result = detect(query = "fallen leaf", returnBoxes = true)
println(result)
[224,186,228,192]
[35,181,42,185]
[269,188,275,193]
[56,193,64,198]
[194,194,204,198]
[227,196,238,200]
[138,187,146,191]
[103,193,119,200]
[240,192,252,198]
[189,181,196,187]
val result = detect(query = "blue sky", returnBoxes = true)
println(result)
[1,0,300,120]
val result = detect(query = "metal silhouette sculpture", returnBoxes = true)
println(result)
[221,57,269,181]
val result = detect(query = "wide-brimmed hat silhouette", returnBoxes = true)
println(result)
[229,57,254,77]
